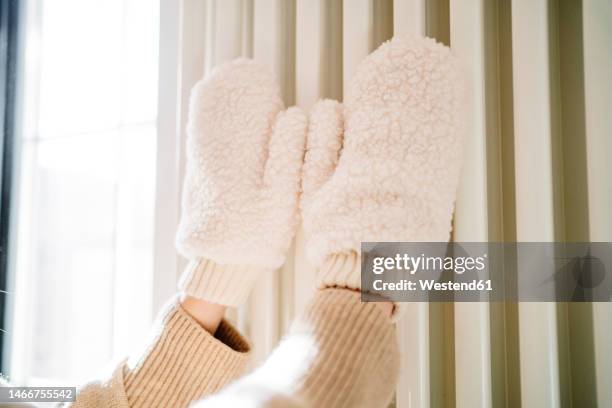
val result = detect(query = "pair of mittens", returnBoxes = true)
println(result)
[176,35,465,311]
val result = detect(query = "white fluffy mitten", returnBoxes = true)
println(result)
[176,59,306,307]
[301,36,465,301]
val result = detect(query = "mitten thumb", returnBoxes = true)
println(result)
[301,99,343,208]
[261,107,307,200]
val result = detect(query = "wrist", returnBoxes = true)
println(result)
[180,295,227,334]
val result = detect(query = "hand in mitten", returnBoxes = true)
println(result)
[301,36,465,312]
[176,59,306,307]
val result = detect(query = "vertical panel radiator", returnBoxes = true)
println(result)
[173,0,611,406]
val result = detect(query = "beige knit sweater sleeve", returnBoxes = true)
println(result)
[68,296,250,408]
[196,288,399,408]
[69,258,398,408]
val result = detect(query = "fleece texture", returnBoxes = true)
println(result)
[301,35,465,292]
[176,59,307,306]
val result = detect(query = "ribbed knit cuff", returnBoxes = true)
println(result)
[317,252,362,290]
[318,253,404,320]
[179,259,268,307]
[123,297,250,408]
